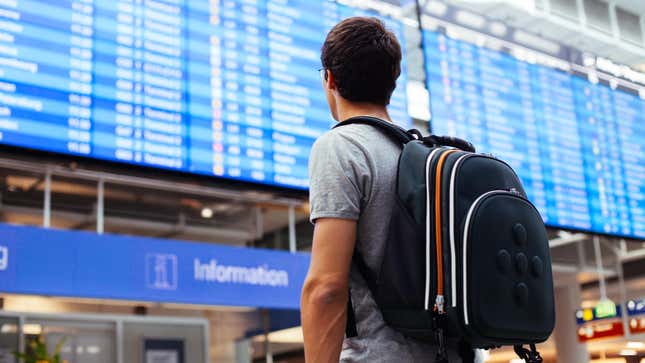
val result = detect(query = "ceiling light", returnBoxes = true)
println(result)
[581,300,597,309]
[627,341,644,349]
[620,349,637,356]
[251,327,303,344]
[86,345,101,354]
[582,54,595,67]
[489,22,507,36]
[0,324,17,333]
[588,72,599,84]
[425,1,447,16]
[455,10,486,29]
[201,207,213,219]
[505,0,536,13]
[609,78,618,89]
[23,324,42,335]
[513,30,561,55]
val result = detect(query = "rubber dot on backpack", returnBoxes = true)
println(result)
[514,282,529,306]
[512,223,527,246]
[531,256,544,278]
[515,252,528,275]
[496,249,511,274]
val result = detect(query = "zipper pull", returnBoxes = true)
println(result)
[435,295,445,314]
[434,326,449,363]
[433,307,449,362]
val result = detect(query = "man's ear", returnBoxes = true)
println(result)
[326,70,337,90]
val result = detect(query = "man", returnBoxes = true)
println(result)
[300,17,464,362]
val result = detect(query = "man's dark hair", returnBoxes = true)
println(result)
[321,17,402,105]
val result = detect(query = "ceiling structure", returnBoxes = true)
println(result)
[421,0,645,68]
[612,0,645,15]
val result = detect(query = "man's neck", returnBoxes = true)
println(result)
[336,101,392,123]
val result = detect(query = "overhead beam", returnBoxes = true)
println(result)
[551,262,616,276]
[549,232,588,248]
[2,205,253,244]
[620,248,645,263]
[26,176,44,192]
[0,157,304,207]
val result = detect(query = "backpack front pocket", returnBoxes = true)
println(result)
[461,191,554,344]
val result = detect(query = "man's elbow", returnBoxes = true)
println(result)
[302,276,348,308]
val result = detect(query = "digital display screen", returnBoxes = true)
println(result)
[0,0,409,190]
[424,29,645,239]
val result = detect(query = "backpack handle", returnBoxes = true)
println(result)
[422,135,476,153]
[333,116,475,152]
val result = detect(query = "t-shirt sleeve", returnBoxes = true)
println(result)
[308,131,372,223]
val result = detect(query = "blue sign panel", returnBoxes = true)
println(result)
[0,223,309,309]
[575,305,622,325]
[627,299,645,316]
[0,1,409,190]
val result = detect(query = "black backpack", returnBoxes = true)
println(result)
[335,116,555,363]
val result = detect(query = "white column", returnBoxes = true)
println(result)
[262,309,273,363]
[234,339,252,363]
[288,205,296,253]
[97,178,104,234]
[553,285,590,363]
[43,171,51,228]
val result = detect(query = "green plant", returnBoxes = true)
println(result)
[13,335,67,363]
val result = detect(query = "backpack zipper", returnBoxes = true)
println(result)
[448,155,524,309]
[424,148,443,311]
[433,149,457,314]
[448,153,472,308]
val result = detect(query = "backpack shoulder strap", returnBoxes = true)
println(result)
[333,116,417,145]
[333,116,476,152]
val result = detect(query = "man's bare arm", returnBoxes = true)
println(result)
[301,218,357,363]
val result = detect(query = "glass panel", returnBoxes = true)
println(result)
[0,316,19,363]
[26,320,115,363]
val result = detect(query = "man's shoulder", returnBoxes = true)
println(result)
[311,124,369,157]
[313,123,396,153]
[317,123,369,141]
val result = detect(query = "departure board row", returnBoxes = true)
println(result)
[0,0,409,189]
[424,30,645,239]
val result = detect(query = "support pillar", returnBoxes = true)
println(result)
[553,284,590,363]
[288,205,296,253]
[262,309,273,363]
[234,339,252,363]
[43,170,51,228]
[97,178,104,234]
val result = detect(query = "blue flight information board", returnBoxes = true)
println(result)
[0,0,409,190]
[423,29,645,239]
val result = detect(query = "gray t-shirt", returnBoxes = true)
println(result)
[308,122,465,362]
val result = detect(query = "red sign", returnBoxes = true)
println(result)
[577,321,625,342]
[629,317,645,334]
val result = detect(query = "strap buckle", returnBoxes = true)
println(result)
[514,344,543,363]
